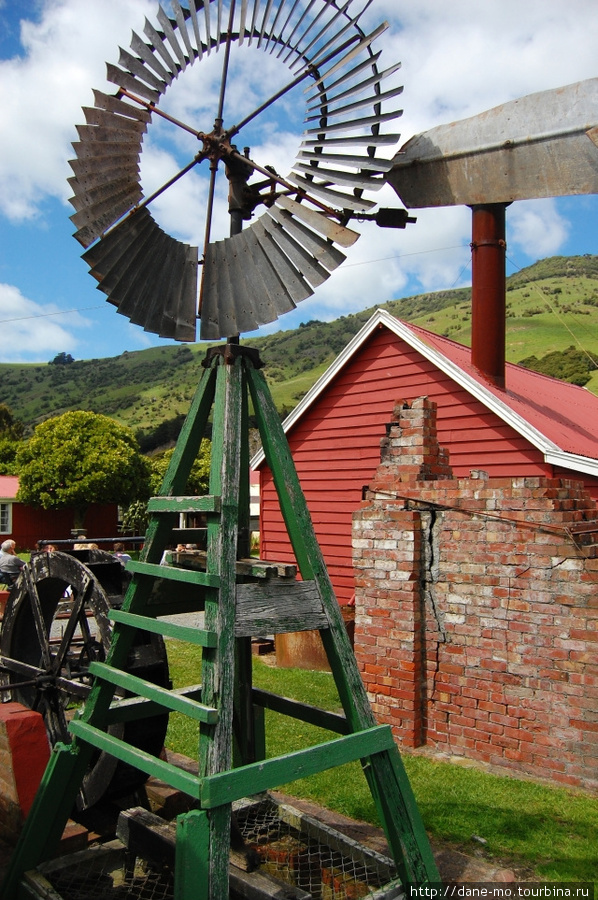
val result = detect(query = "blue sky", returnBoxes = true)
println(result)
[0,0,597,363]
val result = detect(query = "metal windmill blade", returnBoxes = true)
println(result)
[68,0,404,343]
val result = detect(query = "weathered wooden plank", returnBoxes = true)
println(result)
[200,726,395,808]
[106,684,203,724]
[68,721,202,797]
[167,548,296,579]
[235,580,328,635]
[108,608,217,647]
[200,355,243,900]
[89,661,219,724]
[252,687,349,734]
[127,559,221,588]
[147,495,221,514]
[229,864,312,900]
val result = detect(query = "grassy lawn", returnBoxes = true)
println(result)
[165,641,598,883]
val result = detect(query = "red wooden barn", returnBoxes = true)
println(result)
[253,308,598,604]
[0,475,119,552]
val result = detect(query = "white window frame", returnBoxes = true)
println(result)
[0,502,12,535]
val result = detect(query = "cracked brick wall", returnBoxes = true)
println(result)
[352,397,598,790]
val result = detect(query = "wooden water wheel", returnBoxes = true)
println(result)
[0,549,170,809]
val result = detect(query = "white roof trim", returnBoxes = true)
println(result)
[251,308,598,477]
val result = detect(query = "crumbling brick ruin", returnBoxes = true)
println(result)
[353,397,598,790]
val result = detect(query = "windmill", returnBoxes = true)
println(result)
[5,4,598,898]
[2,3,441,898]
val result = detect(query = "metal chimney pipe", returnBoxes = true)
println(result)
[470,203,507,389]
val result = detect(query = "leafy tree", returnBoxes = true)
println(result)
[120,442,211,535]
[50,352,75,366]
[0,438,20,475]
[518,345,598,386]
[0,404,24,440]
[148,442,211,495]
[0,405,25,475]
[16,411,151,531]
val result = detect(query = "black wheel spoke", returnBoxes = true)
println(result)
[52,577,92,672]
[24,567,52,670]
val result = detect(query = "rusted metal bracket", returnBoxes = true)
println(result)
[203,344,264,368]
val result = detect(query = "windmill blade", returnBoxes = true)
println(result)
[286,172,377,210]
[275,194,359,246]
[117,47,166,92]
[304,84,404,122]
[185,2,204,59]
[297,149,393,172]
[387,77,598,208]
[171,0,197,62]
[156,5,188,71]
[199,188,361,340]
[130,30,176,84]
[82,208,197,342]
[143,16,181,76]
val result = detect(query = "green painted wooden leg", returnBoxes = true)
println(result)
[1,741,93,899]
[247,361,440,885]
[175,809,211,900]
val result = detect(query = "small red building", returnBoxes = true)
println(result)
[0,475,119,551]
[253,310,598,788]
[254,309,598,604]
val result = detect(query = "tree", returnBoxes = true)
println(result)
[16,411,151,531]
[0,404,24,441]
[49,352,75,366]
[120,442,211,535]
[148,443,211,495]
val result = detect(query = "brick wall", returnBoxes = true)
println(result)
[353,397,598,790]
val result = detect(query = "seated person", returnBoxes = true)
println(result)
[0,539,25,585]
[113,542,132,564]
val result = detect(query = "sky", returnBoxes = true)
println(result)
[0,0,597,364]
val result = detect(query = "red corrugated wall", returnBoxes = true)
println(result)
[259,324,598,604]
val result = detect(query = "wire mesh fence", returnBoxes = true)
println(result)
[36,796,402,900]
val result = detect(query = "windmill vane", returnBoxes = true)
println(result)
[68,0,405,343]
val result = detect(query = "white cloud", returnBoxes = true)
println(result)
[508,200,570,261]
[0,283,89,361]
[0,0,155,221]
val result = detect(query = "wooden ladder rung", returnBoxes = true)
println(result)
[69,720,202,797]
[127,559,220,588]
[200,725,397,809]
[106,684,203,725]
[147,495,221,514]
[108,609,218,647]
[89,661,219,723]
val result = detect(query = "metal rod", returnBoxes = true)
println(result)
[228,28,369,138]
[0,678,51,693]
[138,155,205,212]
[228,149,341,218]
[216,0,237,123]
[118,87,206,138]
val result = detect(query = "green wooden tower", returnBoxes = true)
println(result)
[2,344,439,898]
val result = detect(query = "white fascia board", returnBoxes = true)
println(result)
[252,308,598,479]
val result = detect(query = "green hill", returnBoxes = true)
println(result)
[3,254,598,444]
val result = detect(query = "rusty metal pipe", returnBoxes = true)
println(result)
[470,203,507,388]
